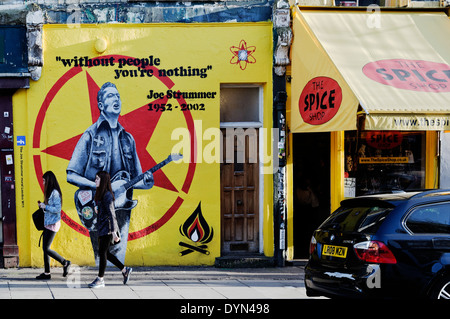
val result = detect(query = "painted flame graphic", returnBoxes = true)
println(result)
[179,202,213,244]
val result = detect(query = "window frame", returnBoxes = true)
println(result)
[402,201,450,235]
[219,84,263,128]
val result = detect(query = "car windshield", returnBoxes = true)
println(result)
[320,206,393,234]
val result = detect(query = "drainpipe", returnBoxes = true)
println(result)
[272,0,292,267]
[273,90,287,267]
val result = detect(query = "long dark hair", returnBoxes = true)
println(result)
[43,171,62,205]
[94,171,115,202]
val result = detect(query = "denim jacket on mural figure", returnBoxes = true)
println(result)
[44,189,62,226]
[67,114,143,184]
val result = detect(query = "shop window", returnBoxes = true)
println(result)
[0,26,28,73]
[220,86,261,124]
[344,131,426,197]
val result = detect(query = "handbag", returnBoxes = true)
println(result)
[32,208,45,247]
[32,208,45,231]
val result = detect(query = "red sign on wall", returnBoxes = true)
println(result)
[363,59,450,93]
[298,76,342,125]
[366,131,403,149]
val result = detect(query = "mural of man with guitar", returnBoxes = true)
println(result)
[66,82,158,264]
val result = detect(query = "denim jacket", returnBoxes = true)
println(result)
[44,190,62,226]
[67,114,142,182]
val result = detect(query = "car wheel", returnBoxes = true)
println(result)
[430,277,450,299]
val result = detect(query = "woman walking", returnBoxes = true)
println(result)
[88,171,132,288]
[36,171,71,280]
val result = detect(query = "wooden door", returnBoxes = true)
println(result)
[220,128,259,254]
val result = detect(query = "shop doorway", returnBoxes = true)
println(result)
[292,133,330,259]
[0,91,18,267]
[219,84,262,255]
[220,128,259,254]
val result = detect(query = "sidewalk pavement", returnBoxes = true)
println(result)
[0,265,325,300]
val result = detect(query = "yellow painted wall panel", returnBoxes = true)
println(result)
[15,23,273,267]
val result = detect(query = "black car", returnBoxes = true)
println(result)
[305,190,450,299]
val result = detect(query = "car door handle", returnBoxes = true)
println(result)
[432,238,450,249]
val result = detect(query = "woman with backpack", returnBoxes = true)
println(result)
[36,171,71,280]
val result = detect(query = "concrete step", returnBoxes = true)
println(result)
[215,255,274,268]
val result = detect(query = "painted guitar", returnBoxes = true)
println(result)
[74,153,183,231]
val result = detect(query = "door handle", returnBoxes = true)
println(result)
[432,238,450,249]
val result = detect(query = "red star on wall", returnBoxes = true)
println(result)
[230,40,256,70]
[32,55,197,238]
[40,70,177,192]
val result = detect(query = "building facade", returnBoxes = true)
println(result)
[1,0,449,268]
[285,4,450,260]
[1,0,277,268]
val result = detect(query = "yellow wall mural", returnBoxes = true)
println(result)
[14,23,273,267]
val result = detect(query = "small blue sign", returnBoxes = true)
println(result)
[17,136,26,146]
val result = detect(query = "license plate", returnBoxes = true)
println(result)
[322,244,348,258]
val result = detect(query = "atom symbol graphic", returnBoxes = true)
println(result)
[230,40,256,70]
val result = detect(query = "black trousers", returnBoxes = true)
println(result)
[42,228,66,273]
[98,234,124,277]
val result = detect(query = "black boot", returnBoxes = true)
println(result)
[63,260,71,277]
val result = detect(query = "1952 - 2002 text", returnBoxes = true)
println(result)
[147,89,216,112]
